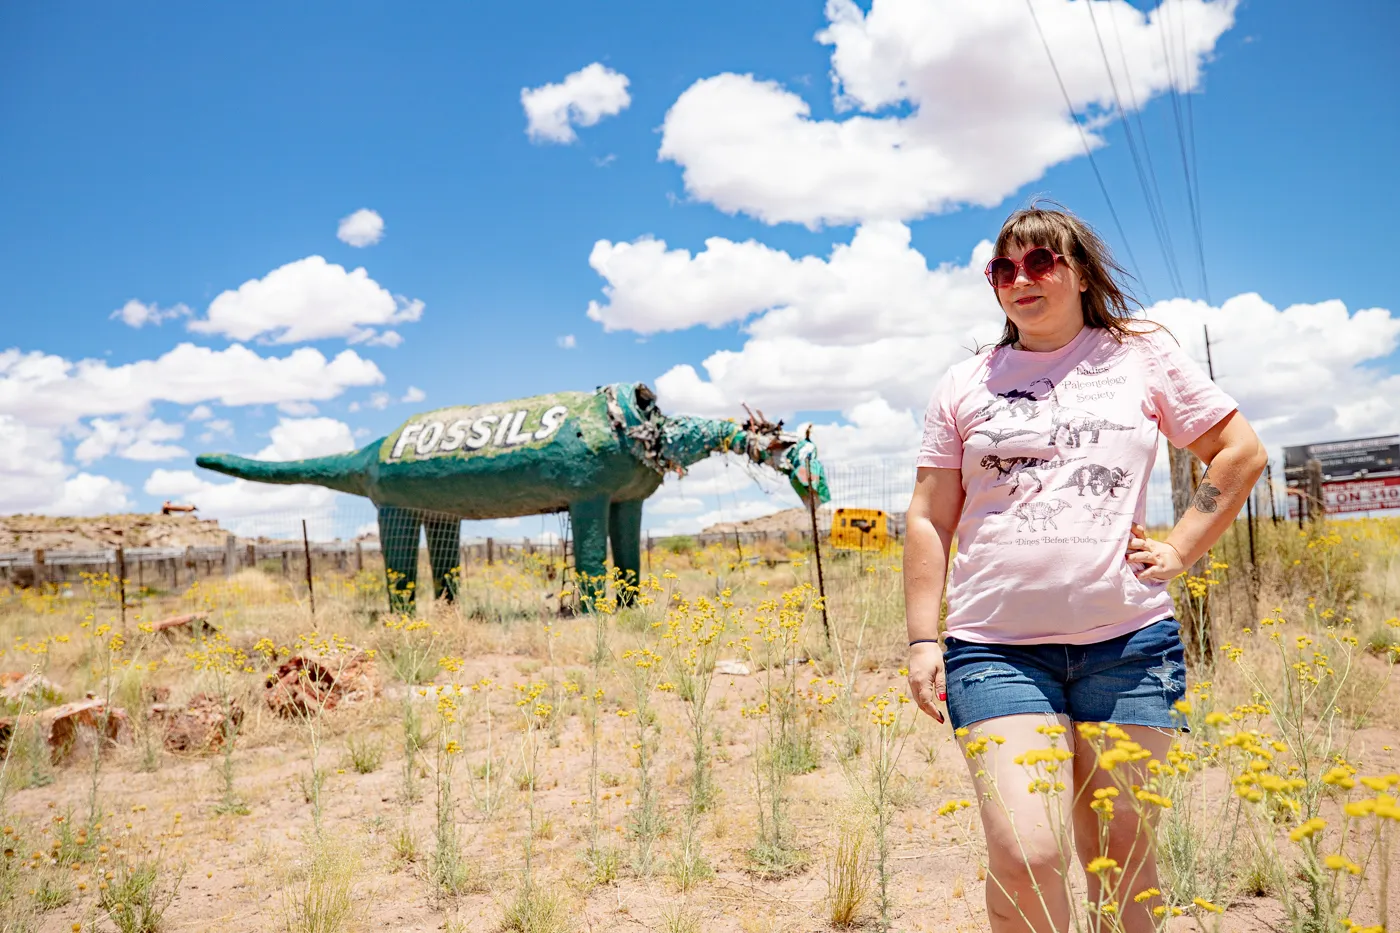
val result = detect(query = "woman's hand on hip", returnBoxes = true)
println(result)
[1126,523,1186,582]
[907,642,946,724]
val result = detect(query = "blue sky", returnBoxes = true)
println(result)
[2,0,1396,537]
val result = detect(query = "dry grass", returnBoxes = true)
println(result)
[1,520,1400,931]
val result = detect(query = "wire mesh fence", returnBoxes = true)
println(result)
[0,455,1317,637]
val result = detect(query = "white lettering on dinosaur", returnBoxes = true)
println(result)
[416,421,445,455]
[534,405,568,440]
[465,416,497,450]
[390,423,423,460]
[439,420,468,452]
[388,404,571,461]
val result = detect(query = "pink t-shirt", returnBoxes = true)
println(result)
[917,325,1237,646]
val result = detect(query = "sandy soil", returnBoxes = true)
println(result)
[10,641,1400,933]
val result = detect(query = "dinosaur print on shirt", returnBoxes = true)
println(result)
[1012,499,1070,532]
[917,325,1240,645]
[1056,463,1132,497]
[980,454,1081,495]
[1082,504,1130,527]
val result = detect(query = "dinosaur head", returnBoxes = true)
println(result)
[736,408,831,505]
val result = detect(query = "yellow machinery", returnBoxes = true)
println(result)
[830,507,889,551]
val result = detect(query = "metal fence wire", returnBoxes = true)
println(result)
[0,457,1305,634]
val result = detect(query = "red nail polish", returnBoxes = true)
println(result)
[938,692,947,701]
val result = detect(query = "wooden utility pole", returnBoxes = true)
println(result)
[1168,325,1218,662]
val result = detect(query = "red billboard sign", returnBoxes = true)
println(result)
[1322,476,1400,514]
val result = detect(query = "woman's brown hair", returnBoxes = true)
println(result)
[992,202,1158,348]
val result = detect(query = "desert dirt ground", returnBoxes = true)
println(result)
[5,519,1400,933]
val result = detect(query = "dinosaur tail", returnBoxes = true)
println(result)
[195,444,378,497]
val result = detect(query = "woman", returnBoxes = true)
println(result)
[904,205,1267,932]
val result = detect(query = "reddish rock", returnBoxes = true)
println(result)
[0,698,129,763]
[264,652,380,718]
[0,671,63,705]
[147,612,216,636]
[149,692,242,753]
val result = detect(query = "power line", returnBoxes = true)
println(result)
[1085,0,1185,298]
[1156,0,1210,302]
[1024,0,1150,302]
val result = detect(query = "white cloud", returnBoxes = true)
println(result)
[198,419,234,444]
[591,223,997,416]
[647,500,785,538]
[277,400,319,416]
[366,330,403,347]
[145,466,340,526]
[146,416,357,528]
[557,335,577,349]
[588,221,991,339]
[806,398,922,465]
[188,256,423,345]
[187,404,214,421]
[522,63,632,144]
[659,0,1236,227]
[1145,295,1400,448]
[110,300,192,328]
[647,496,704,516]
[590,225,1400,474]
[401,386,426,404]
[0,415,132,516]
[49,473,134,516]
[0,343,383,428]
[368,392,391,411]
[337,208,385,247]
[254,416,357,461]
[74,418,187,464]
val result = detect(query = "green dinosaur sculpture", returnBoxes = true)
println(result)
[195,383,829,610]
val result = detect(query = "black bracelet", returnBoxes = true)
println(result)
[908,638,940,647]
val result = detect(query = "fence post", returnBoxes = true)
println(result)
[356,541,364,574]
[116,542,127,630]
[281,549,290,578]
[1305,458,1325,524]
[487,537,494,566]
[806,493,832,650]
[1245,488,1258,599]
[225,534,237,577]
[33,548,45,588]
[302,519,315,617]
[1169,445,1213,663]
[1265,462,1280,524]
[246,543,256,569]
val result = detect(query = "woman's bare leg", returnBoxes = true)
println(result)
[1071,724,1177,932]
[959,713,1077,933]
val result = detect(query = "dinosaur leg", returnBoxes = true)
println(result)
[569,494,611,612]
[424,513,463,603]
[609,499,644,607]
[378,506,423,614]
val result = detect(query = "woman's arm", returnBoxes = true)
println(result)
[904,466,964,723]
[1128,410,1269,582]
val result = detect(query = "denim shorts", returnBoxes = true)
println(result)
[943,617,1188,732]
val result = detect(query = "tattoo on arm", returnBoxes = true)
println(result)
[1191,480,1221,514]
